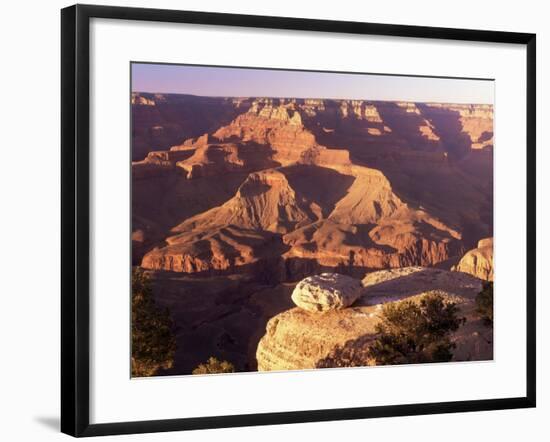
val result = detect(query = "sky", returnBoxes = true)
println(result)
[131,63,494,104]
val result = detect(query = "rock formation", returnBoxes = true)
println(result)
[213,104,317,166]
[452,237,494,281]
[141,225,285,274]
[140,160,463,278]
[132,149,194,179]
[290,273,363,312]
[175,142,277,179]
[256,267,492,371]
[421,103,493,150]
[131,93,249,161]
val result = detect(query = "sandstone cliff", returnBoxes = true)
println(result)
[213,104,317,166]
[141,225,285,274]
[175,142,277,179]
[132,149,194,179]
[256,267,492,371]
[452,237,494,281]
[131,93,250,161]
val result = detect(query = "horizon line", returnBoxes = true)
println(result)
[131,90,494,106]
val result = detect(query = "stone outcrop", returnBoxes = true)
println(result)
[132,149,194,179]
[170,133,211,151]
[176,142,277,179]
[291,273,363,313]
[131,93,248,161]
[423,103,493,150]
[141,160,462,278]
[141,225,285,274]
[256,267,491,371]
[452,237,494,281]
[213,104,317,166]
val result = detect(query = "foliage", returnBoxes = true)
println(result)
[192,357,235,375]
[475,282,493,326]
[368,293,466,365]
[131,267,176,377]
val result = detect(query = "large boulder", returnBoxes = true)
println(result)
[291,273,363,313]
[452,237,493,281]
[257,267,491,371]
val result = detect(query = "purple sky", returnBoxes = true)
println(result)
[131,63,494,104]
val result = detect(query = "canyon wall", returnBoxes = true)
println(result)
[134,96,492,279]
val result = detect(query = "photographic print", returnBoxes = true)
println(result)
[130,63,494,377]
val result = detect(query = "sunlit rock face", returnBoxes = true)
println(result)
[256,268,491,372]
[452,237,494,281]
[290,273,363,313]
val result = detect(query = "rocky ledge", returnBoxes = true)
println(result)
[452,237,493,281]
[256,267,492,371]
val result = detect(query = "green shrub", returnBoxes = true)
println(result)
[131,268,176,377]
[475,282,493,326]
[368,293,466,365]
[192,357,235,375]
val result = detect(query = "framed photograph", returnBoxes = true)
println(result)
[61,4,536,437]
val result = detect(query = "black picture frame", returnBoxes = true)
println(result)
[61,3,536,437]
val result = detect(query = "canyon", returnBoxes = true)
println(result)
[131,92,494,375]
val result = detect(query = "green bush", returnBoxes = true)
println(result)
[368,293,466,365]
[475,282,493,326]
[192,357,235,375]
[131,268,176,377]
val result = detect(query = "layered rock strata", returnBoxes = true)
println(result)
[452,237,494,281]
[256,267,492,371]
